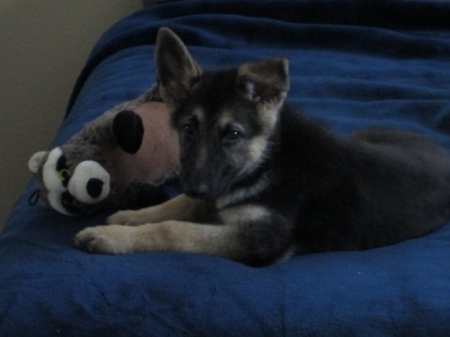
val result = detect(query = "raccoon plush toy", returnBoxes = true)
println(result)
[28,86,180,216]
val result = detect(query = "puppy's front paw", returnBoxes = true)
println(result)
[74,225,135,254]
[107,210,142,226]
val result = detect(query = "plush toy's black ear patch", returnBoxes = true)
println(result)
[113,110,144,154]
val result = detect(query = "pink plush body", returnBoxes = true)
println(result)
[105,101,180,190]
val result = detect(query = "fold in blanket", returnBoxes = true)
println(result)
[67,0,450,115]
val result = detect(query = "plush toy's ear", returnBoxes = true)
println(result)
[237,57,290,104]
[28,151,49,173]
[113,110,144,154]
[155,27,203,105]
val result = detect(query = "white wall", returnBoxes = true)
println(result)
[0,0,143,228]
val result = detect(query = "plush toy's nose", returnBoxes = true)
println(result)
[68,161,111,204]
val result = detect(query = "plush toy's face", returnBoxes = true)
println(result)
[29,147,111,215]
[27,106,178,216]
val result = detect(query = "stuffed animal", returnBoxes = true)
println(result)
[28,86,180,216]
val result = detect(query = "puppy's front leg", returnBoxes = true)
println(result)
[74,221,235,256]
[107,193,213,226]
[75,204,294,266]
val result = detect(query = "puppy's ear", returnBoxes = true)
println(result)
[155,27,203,105]
[237,58,290,105]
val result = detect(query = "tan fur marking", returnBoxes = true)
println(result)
[237,58,289,93]
[78,203,272,258]
[76,204,271,257]
[192,107,205,123]
[133,221,235,255]
[217,110,233,128]
[75,221,238,257]
[257,95,285,133]
[216,172,270,209]
[236,92,286,179]
[220,204,270,225]
[74,225,137,254]
[235,135,268,179]
[248,136,267,163]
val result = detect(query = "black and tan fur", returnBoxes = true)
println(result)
[75,28,450,267]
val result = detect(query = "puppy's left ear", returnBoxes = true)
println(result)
[155,27,203,105]
[237,57,290,105]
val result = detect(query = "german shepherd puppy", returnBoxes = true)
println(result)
[75,28,450,267]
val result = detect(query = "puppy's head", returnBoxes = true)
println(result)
[155,27,290,200]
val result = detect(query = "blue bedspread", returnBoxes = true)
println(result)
[2,1,450,336]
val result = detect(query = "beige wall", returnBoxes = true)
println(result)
[0,0,143,228]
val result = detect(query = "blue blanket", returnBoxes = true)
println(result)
[2,1,450,336]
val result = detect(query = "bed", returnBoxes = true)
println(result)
[2,0,450,335]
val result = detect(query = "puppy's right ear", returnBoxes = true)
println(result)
[155,27,203,105]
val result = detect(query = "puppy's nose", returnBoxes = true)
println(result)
[184,184,209,200]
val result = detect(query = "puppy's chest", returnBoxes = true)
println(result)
[220,167,306,217]
[259,170,305,213]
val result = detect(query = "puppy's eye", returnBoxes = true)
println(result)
[223,130,242,143]
[181,123,195,137]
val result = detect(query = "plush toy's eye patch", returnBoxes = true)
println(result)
[59,169,70,187]
[56,155,71,186]
[61,191,81,214]
[56,155,67,171]
[67,161,111,204]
